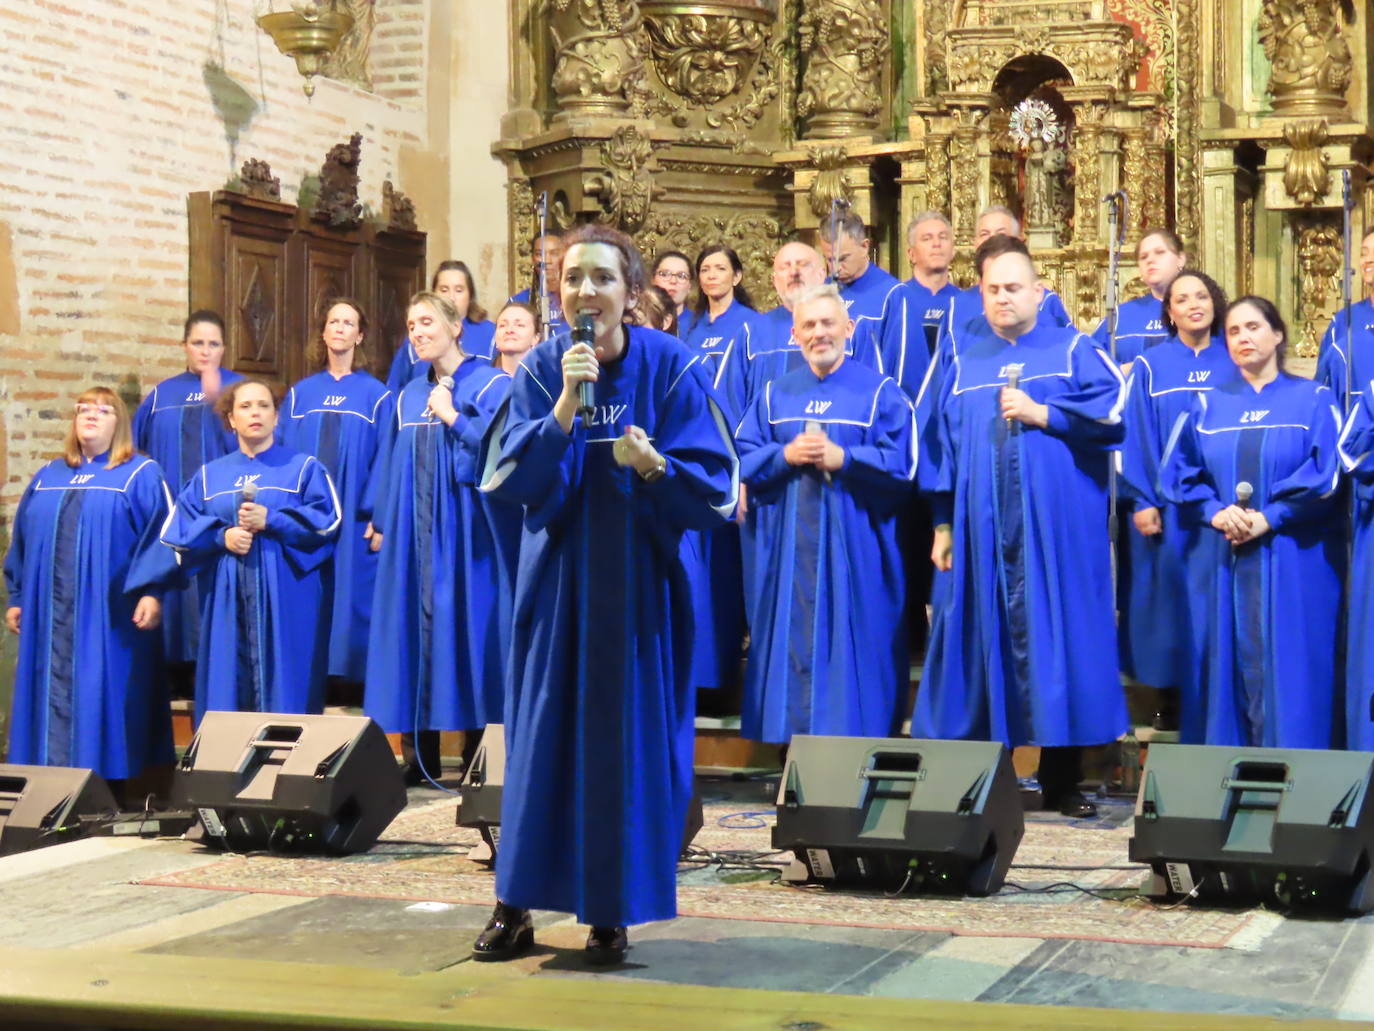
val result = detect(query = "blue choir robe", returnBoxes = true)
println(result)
[478,324,738,928]
[680,300,756,690]
[280,370,392,683]
[163,446,341,719]
[870,278,962,401]
[1161,375,1343,748]
[1092,294,1168,366]
[676,308,699,341]
[509,287,568,337]
[911,321,1129,748]
[1316,298,1374,414]
[133,368,244,665]
[1339,385,1374,749]
[837,262,901,350]
[736,359,914,743]
[364,358,510,735]
[385,319,497,394]
[1117,336,1233,731]
[4,455,176,778]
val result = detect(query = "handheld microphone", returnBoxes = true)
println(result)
[1235,481,1253,509]
[241,482,258,506]
[1005,365,1021,432]
[424,374,455,417]
[804,419,832,485]
[574,315,596,419]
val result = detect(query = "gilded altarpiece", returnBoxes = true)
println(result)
[497,1,1374,355]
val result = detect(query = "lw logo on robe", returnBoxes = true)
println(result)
[584,403,629,428]
[804,400,834,416]
[702,336,725,352]
[187,391,207,403]
[1188,370,1211,384]
[234,474,263,489]
[925,308,947,321]
[1146,319,1163,332]
[997,363,1026,380]
[1240,410,1270,424]
[323,395,347,407]
[70,474,95,485]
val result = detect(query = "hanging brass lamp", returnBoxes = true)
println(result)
[256,1,355,98]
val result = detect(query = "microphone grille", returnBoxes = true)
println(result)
[241,482,258,503]
[438,375,455,390]
[1235,480,1253,503]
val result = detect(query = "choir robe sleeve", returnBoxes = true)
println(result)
[1118,357,1160,510]
[450,375,509,486]
[1040,338,1127,450]
[2,477,39,609]
[1340,377,1374,497]
[261,458,342,573]
[478,358,582,534]
[1042,290,1074,329]
[132,389,155,452]
[161,470,230,572]
[712,335,750,431]
[123,461,180,598]
[1257,390,1342,532]
[1159,399,1225,527]
[364,396,401,533]
[1316,311,1349,403]
[637,358,738,533]
[913,345,956,525]
[837,378,916,510]
[735,383,796,503]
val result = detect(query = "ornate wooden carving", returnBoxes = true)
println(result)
[189,187,425,386]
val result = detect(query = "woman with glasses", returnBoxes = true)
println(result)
[651,250,696,340]
[5,388,176,791]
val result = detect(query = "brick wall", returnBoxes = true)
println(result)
[372,0,427,102]
[0,0,445,528]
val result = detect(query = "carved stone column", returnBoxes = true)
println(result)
[797,0,888,139]
[549,0,645,120]
[1258,0,1353,117]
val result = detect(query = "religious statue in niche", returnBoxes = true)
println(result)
[1010,97,1071,248]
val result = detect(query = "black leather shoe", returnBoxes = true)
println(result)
[1052,791,1098,819]
[471,902,533,962]
[585,925,627,965]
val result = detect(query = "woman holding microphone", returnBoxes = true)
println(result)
[474,224,738,965]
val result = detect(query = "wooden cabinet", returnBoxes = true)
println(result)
[189,191,425,386]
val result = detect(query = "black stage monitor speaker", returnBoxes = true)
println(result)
[458,724,703,864]
[1129,743,1374,913]
[0,764,118,857]
[772,735,1025,896]
[177,711,406,855]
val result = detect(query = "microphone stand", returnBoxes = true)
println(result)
[1102,190,1128,595]
[536,191,552,340]
[1340,170,1363,721]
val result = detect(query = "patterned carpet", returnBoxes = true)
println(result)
[137,796,1279,951]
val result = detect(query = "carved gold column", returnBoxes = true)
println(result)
[1174,0,1202,244]
[549,0,645,120]
[1258,0,1353,117]
[797,0,888,139]
[1071,106,1106,249]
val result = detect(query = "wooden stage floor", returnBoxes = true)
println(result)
[2,775,1374,1031]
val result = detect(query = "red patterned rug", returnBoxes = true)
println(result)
[136,797,1280,951]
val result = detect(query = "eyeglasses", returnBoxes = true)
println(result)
[75,403,116,416]
[655,270,692,283]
